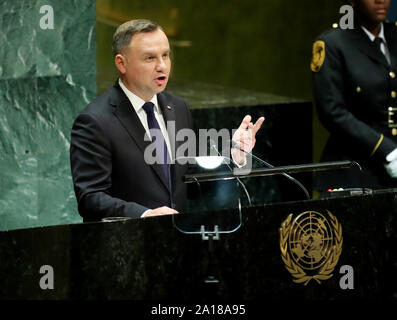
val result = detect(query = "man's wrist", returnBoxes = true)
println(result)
[231,149,247,167]
[140,209,151,218]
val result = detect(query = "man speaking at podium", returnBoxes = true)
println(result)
[70,19,264,221]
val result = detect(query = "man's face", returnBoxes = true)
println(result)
[351,0,390,24]
[119,29,171,101]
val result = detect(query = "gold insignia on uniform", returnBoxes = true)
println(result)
[280,210,343,285]
[311,41,326,72]
[370,134,384,157]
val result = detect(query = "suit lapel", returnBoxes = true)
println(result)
[157,92,177,191]
[348,27,390,69]
[111,82,171,192]
[384,23,397,70]
[157,92,176,159]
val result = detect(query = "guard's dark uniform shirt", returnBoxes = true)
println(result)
[312,21,397,190]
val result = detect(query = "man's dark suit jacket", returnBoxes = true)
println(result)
[70,81,193,221]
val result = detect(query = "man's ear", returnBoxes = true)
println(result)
[115,54,127,74]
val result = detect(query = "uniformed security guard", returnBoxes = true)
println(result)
[312,0,397,191]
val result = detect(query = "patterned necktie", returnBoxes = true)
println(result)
[142,102,170,187]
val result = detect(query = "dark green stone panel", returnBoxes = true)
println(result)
[0,0,95,79]
[0,0,96,231]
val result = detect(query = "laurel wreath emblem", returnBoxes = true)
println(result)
[279,210,343,285]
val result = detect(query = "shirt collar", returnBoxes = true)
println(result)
[118,78,160,113]
[361,22,386,43]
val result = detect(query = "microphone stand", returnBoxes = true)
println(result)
[210,143,252,206]
[231,142,311,200]
[184,161,361,185]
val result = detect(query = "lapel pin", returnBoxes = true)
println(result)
[167,105,172,110]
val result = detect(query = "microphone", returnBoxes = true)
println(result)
[209,140,252,206]
[231,141,311,200]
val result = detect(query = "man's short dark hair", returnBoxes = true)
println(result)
[112,19,162,56]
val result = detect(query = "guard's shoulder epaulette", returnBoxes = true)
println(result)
[315,23,342,42]
[384,20,397,27]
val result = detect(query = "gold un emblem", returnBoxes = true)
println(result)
[280,210,343,285]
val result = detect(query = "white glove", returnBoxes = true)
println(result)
[386,148,397,162]
[384,159,397,178]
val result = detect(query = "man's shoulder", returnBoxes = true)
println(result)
[80,85,120,116]
[158,90,190,114]
[78,85,190,118]
[159,90,187,105]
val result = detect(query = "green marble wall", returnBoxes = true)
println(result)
[0,1,96,230]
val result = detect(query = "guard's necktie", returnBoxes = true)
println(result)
[374,37,383,54]
[374,37,391,65]
[142,102,170,187]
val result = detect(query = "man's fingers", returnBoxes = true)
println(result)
[252,117,265,135]
[146,206,179,217]
[238,115,252,130]
[237,115,264,134]
[233,115,263,152]
[160,207,179,215]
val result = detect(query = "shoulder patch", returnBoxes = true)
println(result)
[311,40,326,72]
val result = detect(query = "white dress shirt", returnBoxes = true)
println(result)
[118,79,172,161]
